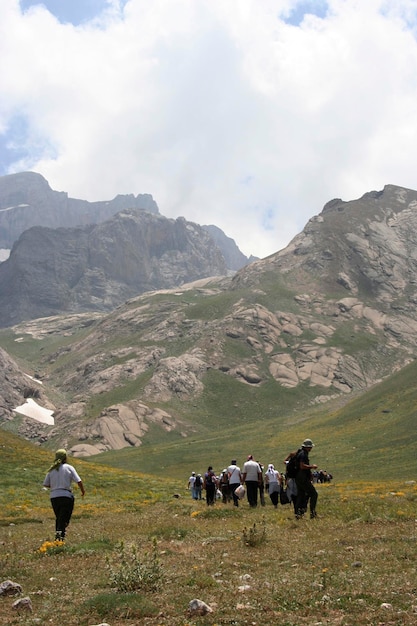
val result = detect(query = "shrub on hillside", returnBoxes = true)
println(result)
[106,538,163,592]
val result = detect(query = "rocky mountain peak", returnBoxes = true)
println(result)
[0,171,159,250]
[0,208,229,327]
[235,184,417,301]
[0,172,253,327]
[3,183,417,456]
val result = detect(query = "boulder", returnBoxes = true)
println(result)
[0,580,23,596]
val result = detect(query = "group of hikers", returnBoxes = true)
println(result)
[41,439,325,542]
[187,438,329,520]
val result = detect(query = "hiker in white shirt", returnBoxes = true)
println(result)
[241,455,262,507]
[227,460,242,507]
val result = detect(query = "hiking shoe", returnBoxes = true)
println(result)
[310,511,317,519]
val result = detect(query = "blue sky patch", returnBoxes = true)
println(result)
[0,114,58,175]
[261,206,275,232]
[19,0,125,26]
[283,1,329,27]
[0,115,31,174]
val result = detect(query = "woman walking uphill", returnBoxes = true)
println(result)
[43,449,85,541]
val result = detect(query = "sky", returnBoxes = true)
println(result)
[1,1,417,258]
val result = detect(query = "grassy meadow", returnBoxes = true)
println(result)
[88,357,417,483]
[1,425,417,626]
[1,302,417,624]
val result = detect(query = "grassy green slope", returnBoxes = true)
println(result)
[0,428,165,527]
[87,359,417,483]
[1,284,416,486]
[2,353,414,508]
[1,424,416,626]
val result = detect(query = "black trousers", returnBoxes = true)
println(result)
[51,496,75,535]
[229,483,241,506]
[269,489,279,507]
[295,477,318,514]
[205,484,216,505]
[245,481,259,507]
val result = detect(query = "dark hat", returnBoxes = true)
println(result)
[302,438,315,448]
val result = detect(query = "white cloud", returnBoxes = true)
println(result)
[1,0,417,258]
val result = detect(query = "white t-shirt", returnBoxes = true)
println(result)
[227,464,241,485]
[243,459,261,481]
[43,463,81,498]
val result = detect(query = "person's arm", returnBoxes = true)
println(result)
[299,458,317,471]
[78,480,85,497]
[284,451,296,464]
[241,472,247,482]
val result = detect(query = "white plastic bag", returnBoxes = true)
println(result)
[234,485,246,500]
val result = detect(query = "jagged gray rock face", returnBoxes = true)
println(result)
[202,224,257,270]
[4,183,417,455]
[235,184,417,304]
[0,348,32,420]
[0,347,55,446]
[0,209,228,327]
[0,173,253,327]
[0,171,159,249]
[0,171,252,271]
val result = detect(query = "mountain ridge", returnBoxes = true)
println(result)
[0,172,257,327]
[0,171,159,250]
[1,183,417,459]
[0,209,230,326]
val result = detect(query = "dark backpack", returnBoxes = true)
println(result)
[205,472,214,484]
[285,449,302,479]
[195,475,202,487]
